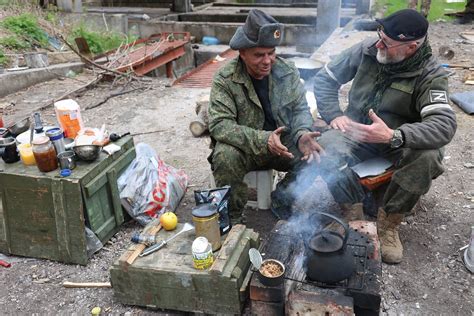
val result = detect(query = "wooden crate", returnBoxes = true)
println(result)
[0,136,135,265]
[110,224,259,314]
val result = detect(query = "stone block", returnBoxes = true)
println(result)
[286,285,354,315]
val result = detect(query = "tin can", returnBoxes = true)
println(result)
[192,203,222,251]
[192,237,213,270]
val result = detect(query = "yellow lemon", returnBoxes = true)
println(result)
[160,212,178,231]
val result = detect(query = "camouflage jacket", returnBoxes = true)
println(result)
[314,38,457,150]
[209,56,313,156]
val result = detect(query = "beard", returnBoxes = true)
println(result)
[376,48,406,64]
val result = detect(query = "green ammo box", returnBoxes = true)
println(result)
[110,223,259,314]
[0,136,135,265]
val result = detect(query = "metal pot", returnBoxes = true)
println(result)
[6,117,31,137]
[288,57,324,80]
[305,212,355,283]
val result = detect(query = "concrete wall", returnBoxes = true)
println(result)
[60,13,129,35]
[132,20,323,48]
[0,63,84,98]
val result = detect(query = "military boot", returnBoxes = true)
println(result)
[377,208,404,264]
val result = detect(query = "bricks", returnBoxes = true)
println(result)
[251,300,284,316]
[250,273,284,302]
[286,285,354,315]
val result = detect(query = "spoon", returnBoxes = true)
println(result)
[249,248,263,270]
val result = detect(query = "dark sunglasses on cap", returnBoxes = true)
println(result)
[376,28,411,49]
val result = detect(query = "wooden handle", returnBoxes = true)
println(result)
[125,224,162,265]
[63,281,111,288]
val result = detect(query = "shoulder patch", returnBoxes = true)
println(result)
[429,90,448,103]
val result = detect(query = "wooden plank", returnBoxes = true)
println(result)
[106,168,124,225]
[120,222,162,268]
[51,180,71,262]
[209,224,246,275]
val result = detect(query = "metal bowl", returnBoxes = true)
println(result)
[72,144,101,161]
[7,117,31,136]
[257,259,285,287]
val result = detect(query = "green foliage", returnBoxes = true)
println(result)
[376,0,466,21]
[1,13,48,47]
[0,36,29,49]
[69,25,136,54]
[0,48,7,66]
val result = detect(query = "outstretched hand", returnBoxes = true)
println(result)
[298,131,325,163]
[268,126,294,159]
[330,115,353,132]
[347,109,394,143]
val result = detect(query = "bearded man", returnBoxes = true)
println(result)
[313,9,457,263]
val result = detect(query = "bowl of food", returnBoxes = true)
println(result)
[7,117,31,136]
[257,259,285,287]
[72,144,101,161]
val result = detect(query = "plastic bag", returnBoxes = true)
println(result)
[85,227,103,258]
[194,186,231,235]
[118,143,188,226]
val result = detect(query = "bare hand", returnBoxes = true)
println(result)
[347,109,394,143]
[268,126,294,159]
[330,116,353,132]
[298,131,325,163]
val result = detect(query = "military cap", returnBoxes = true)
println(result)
[229,9,283,50]
[376,9,429,42]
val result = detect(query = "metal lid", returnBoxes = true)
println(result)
[191,203,218,218]
[31,135,50,145]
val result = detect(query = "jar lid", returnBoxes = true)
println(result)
[192,237,210,253]
[192,203,218,218]
[60,169,71,177]
[31,135,50,145]
[45,127,63,138]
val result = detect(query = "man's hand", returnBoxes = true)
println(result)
[347,109,394,143]
[330,116,353,132]
[268,126,294,159]
[298,131,325,163]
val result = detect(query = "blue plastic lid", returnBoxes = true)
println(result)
[60,169,71,177]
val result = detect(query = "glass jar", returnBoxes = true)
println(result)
[32,136,58,172]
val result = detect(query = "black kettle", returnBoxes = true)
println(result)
[305,212,355,283]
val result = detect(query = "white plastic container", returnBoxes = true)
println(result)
[192,237,214,270]
[54,99,84,139]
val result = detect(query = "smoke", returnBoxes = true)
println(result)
[282,129,359,238]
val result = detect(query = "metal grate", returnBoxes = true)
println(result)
[172,49,238,88]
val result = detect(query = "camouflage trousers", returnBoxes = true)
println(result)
[317,130,445,215]
[209,140,306,222]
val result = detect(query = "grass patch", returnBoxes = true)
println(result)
[376,0,466,21]
[0,35,29,50]
[69,25,136,54]
[1,13,48,48]
[0,48,7,66]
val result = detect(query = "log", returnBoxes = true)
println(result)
[63,281,112,288]
[189,96,209,137]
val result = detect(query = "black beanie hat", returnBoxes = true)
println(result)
[376,9,429,42]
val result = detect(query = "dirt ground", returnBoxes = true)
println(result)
[1,22,473,315]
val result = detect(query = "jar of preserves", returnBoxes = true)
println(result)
[32,136,58,172]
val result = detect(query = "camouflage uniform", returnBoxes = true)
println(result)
[209,56,313,221]
[314,38,457,215]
